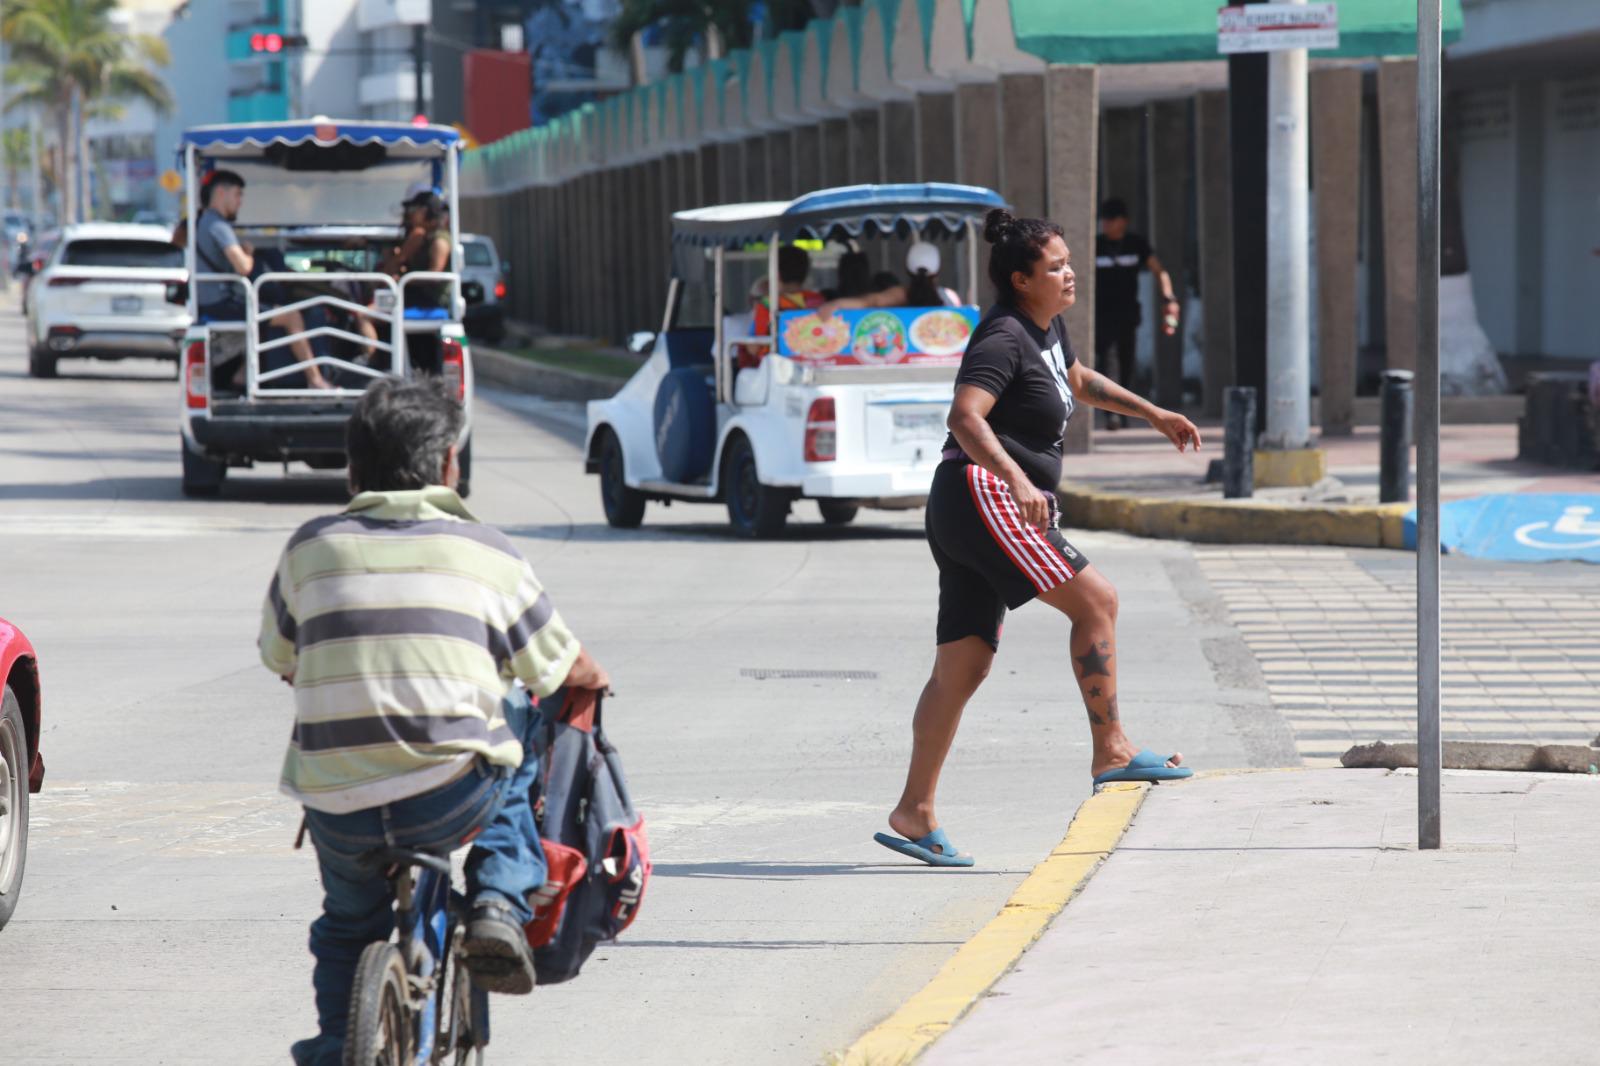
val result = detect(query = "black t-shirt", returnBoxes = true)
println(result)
[1095,232,1153,331]
[943,304,1078,491]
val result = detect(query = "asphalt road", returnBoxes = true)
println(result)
[0,306,1286,1064]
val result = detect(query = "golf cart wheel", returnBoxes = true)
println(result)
[0,684,29,931]
[180,437,227,498]
[724,435,789,539]
[818,500,859,526]
[598,429,646,529]
[27,348,55,379]
[343,942,413,1066]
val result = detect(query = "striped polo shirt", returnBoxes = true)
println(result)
[259,486,580,814]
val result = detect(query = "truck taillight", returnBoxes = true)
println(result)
[184,341,207,409]
[804,397,836,462]
[441,337,466,402]
[494,280,507,300]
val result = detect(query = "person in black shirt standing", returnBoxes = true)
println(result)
[872,208,1202,868]
[1094,198,1180,429]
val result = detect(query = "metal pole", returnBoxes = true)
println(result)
[1378,370,1414,504]
[1416,0,1443,850]
[1261,3,1312,451]
[1223,387,1257,499]
[413,24,427,120]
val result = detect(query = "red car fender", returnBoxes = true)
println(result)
[0,617,43,792]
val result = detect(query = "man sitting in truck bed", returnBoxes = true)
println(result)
[194,169,333,390]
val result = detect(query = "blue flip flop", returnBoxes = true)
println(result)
[1093,749,1194,787]
[873,827,976,867]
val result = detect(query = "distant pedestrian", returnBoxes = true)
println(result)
[874,208,1201,868]
[1094,198,1180,429]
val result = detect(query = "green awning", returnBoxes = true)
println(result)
[1010,0,1464,65]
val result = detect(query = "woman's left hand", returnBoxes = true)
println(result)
[1149,409,1203,453]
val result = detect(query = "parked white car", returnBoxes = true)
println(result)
[461,233,507,344]
[585,183,1005,538]
[26,222,189,378]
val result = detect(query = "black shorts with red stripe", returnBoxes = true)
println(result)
[925,459,1089,649]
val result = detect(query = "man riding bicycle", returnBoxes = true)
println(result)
[260,379,609,1066]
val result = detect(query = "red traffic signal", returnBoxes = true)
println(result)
[249,32,306,53]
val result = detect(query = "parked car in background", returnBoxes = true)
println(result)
[25,222,190,379]
[461,232,507,344]
[17,228,58,316]
[0,616,43,932]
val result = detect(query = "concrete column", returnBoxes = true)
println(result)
[719,139,744,203]
[766,130,794,200]
[1262,44,1312,451]
[821,117,850,187]
[1196,90,1234,419]
[699,143,722,205]
[681,149,701,208]
[956,82,999,192]
[1511,80,1544,357]
[1311,68,1362,436]
[1378,59,1418,373]
[1148,100,1190,412]
[1099,108,1144,230]
[1045,65,1099,457]
[654,156,673,325]
[880,99,919,182]
[743,135,769,201]
[998,73,1048,219]
[917,92,958,183]
[792,123,822,194]
[849,108,882,184]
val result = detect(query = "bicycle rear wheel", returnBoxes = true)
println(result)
[343,942,413,1066]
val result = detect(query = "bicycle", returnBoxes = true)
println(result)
[343,846,490,1066]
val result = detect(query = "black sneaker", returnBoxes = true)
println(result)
[462,900,537,995]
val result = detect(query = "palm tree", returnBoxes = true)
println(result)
[1,127,29,210]
[1,0,172,223]
[609,0,843,76]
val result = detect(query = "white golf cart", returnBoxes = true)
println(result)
[176,120,474,497]
[584,183,1005,537]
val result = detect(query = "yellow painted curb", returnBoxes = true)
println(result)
[1057,483,1412,549]
[834,783,1149,1066]
[1253,447,1327,489]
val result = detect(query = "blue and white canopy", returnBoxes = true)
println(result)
[180,120,460,161]
[671,184,1008,248]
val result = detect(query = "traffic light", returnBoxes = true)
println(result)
[249,32,308,53]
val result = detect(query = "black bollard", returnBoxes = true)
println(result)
[1379,370,1414,503]
[1223,387,1257,499]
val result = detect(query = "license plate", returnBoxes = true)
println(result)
[112,295,142,314]
[892,408,945,442]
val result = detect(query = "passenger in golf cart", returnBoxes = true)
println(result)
[191,169,333,390]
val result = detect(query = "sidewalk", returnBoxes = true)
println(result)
[922,768,1600,1065]
[1058,422,1596,546]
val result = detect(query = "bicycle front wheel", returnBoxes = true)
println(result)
[344,942,414,1066]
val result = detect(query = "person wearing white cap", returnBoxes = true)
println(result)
[816,240,962,319]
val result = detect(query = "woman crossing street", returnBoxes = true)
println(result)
[874,208,1204,868]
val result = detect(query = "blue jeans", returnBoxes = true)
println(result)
[291,689,546,1066]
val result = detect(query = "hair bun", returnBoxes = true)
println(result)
[983,208,1017,244]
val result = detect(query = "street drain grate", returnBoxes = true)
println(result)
[740,668,880,682]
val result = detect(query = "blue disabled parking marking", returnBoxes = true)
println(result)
[1404,493,1600,563]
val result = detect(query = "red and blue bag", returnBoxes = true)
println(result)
[522,687,650,985]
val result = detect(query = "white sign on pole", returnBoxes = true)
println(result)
[1218,3,1340,54]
